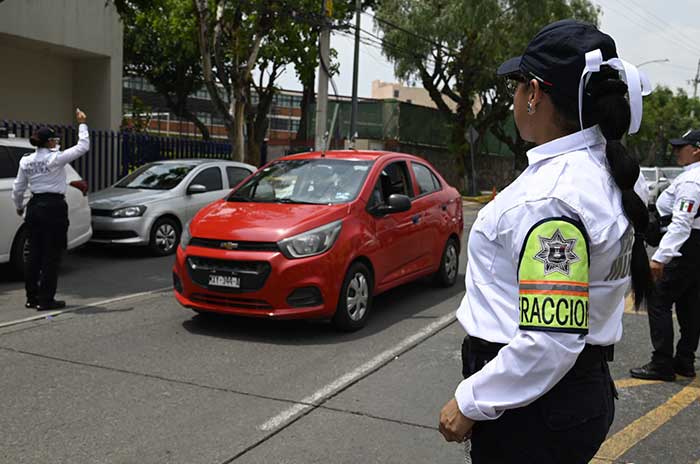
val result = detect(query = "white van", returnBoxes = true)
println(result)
[0,132,92,275]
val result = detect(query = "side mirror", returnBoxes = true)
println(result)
[373,194,412,215]
[659,177,668,183]
[187,184,207,195]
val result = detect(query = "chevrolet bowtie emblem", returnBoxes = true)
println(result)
[221,241,238,250]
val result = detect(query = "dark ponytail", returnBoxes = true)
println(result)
[29,134,46,148]
[551,67,652,309]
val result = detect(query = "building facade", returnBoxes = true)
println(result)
[0,0,123,130]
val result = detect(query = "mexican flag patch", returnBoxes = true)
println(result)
[679,199,696,212]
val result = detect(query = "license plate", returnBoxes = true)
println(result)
[208,274,240,288]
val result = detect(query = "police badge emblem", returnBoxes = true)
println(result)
[533,228,580,276]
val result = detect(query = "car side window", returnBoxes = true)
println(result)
[412,163,442,195]
[0,147,26,178]
[190,166,223,192]
[226,166,251,188]
[368,161,413,208]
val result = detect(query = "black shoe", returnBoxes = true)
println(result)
[25,300,38,309]
[630,362,676,381]
[673,360,696,378]
[36,300,66,311]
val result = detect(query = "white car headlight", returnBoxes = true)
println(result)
[112,205,147,217]
[180,222,192,250]
[278,220,342,259]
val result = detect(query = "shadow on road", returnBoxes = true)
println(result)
[180,274,466,345]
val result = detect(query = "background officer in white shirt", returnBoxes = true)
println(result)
[631,130,700,381]
[12,108,90,311]
[438,20,652,463]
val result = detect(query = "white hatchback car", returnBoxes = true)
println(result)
[0,131,92,275]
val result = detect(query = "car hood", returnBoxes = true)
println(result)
[89,187,173,210]
[191,200,350,242]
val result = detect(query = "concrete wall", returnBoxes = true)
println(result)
[0,0,123,130]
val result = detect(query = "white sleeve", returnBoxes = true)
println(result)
[11,164,28,210]
[652,181,700,264]
[48,123,90,168]
[455,199,588,421]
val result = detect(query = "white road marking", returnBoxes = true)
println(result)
[258,311,457,432]
[0,287,171,329]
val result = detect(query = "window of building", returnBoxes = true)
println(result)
[270,118,291,131]
[393,89,400,98]
[290,119,300,132]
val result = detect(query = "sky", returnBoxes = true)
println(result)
[275,0,700,98]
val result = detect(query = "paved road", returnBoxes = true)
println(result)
[0,203,698,463]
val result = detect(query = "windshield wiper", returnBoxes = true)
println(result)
[275,198,320,205]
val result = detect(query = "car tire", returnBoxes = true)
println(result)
[433,237,459,287]
[149,217,180,256]
[10,227,28,278]
[332,261,373,332]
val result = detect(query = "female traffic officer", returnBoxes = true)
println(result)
[630,129,700,381]
[438,20,652,463]
[12,108,90,311]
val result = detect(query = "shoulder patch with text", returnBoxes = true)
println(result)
[518,218,590,334]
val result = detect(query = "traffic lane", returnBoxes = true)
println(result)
[0,243,173,323]
[0,252,466,402]
[0,346,292,464]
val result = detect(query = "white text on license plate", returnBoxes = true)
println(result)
[208,274,240,288]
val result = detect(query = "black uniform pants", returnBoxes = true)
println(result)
[24,194,69,305]
[648,230,700,367]
[462,336,616,464]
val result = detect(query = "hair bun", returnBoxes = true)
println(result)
[590,78,628,99]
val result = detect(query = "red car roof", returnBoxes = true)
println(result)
[279,150,422,162]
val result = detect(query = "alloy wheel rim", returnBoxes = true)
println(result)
[346,272,368,321]
[445,244,457,281]
[156,224,176,251]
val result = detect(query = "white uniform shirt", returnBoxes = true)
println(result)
[651,161,700,264]
[12,123,90,210]
[455,126,642,421]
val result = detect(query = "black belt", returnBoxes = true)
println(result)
[31,192,64,199]
[468,336,614,366]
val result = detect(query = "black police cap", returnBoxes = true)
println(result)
[497,19,618,102]
[669,129,700,148]
[34,127,57,144]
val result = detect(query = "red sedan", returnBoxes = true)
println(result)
[172,150,463,331]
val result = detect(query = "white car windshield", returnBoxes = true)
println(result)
[116,163,194,190]
[229,159,373,204]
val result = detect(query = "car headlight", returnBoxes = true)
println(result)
[180,222,192,250]
[278,220,342,259]
[112,205,147,217]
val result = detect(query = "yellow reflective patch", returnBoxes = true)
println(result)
[519,218,589,334]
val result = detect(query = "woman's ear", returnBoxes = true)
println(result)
[528,79,544,109]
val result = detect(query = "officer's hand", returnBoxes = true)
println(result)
[16,208,23,216]
[650,260,664,282]
[76,108,87,123]
[439,398,474,443]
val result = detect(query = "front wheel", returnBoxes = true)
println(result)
[149,217,180,256]
[332,262,373,332]
[433,237,459,287]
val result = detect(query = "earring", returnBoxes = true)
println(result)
[527,101,533,114]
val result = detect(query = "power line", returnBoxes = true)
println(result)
[617,0,700,53]
[362,11,458,57]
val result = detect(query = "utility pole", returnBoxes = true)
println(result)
[691,59,700,119]
[314,0,332,150]
[349,0,361,141]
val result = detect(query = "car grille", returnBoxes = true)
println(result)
[92,230,138,240]
[91,209,112,217]
[186,256,271,293]
[190,293,273,310]
[189,237,279,252]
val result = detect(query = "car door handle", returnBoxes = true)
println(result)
[412,214,421,224]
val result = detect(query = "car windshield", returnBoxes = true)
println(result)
[115,163,194,190]
[641,169,657,182]
[229,158,373,204]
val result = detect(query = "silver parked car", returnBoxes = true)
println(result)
[89,159,256,255]
[641,166,683,205]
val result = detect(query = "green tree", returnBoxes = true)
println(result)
[113,0,211,139]
[628,86,700,166]
[374,0,598,192]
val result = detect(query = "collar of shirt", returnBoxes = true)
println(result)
[682,161,700,172]
[526,125,605,166]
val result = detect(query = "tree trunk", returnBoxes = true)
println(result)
[295,77,315,145]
